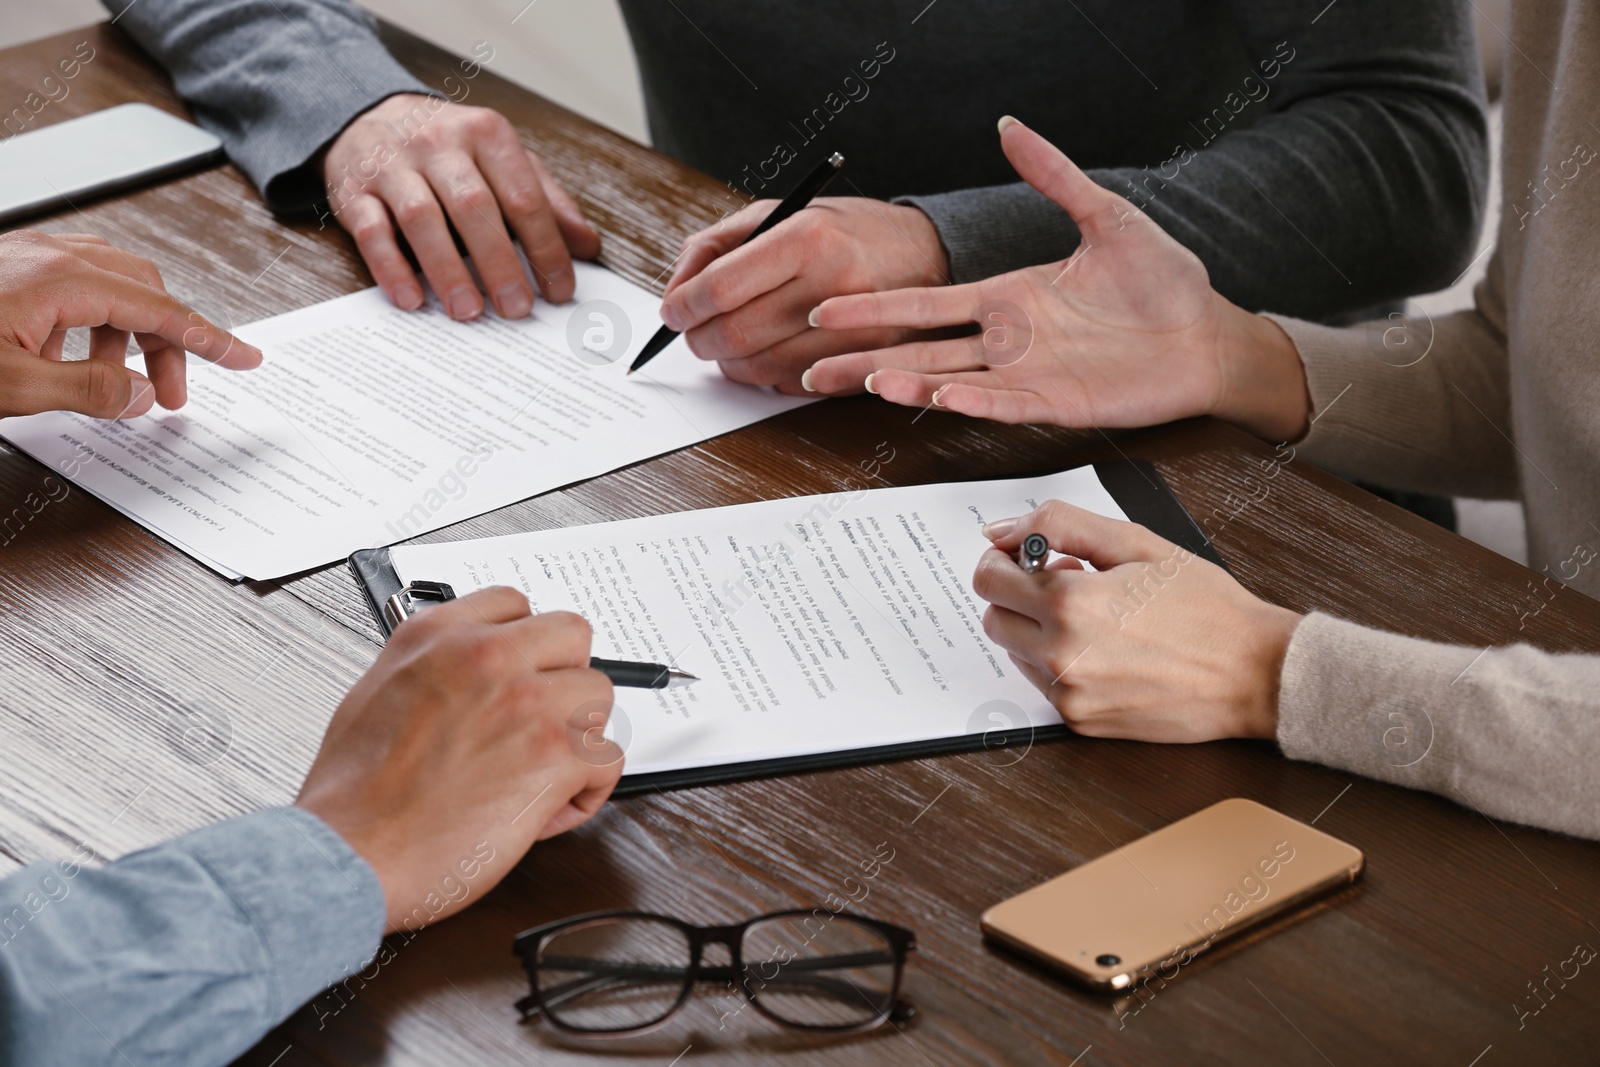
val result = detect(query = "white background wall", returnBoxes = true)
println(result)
[0,0,104,52]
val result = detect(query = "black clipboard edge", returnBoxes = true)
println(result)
[345,461,1216,794]
[1092,459,1229,573]
[612,724,1074,796]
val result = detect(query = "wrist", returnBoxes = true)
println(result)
[323,92,431,172]
[293,800,399,925]
[1236,604,1302,740]
[1213,298,1312,443]
[891,203,952,288]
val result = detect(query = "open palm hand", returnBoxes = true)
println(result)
[805,119,1251,430]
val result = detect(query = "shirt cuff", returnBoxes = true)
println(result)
[1264,314,1388,456]
[895,182,1082,284]
[172,807,385,1019]
[256,73,435,216]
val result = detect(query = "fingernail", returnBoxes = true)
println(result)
[982,517,1019,540]
[808,306,822,328]
[124,375,154,417]
[541,267,572,301]
[395,284,424,311]
[447,290,482,320]
[496,285,533,318]
[931,384,950,407]
[660,303,683,331]
[864,372,878,395]
[998,115,1020,134]
[801,367,816,392]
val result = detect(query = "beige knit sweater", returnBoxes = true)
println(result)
[1269,0,1600,840]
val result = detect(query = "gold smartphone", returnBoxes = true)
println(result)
[981,798,1364,992]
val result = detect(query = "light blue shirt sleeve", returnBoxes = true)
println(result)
[0,807,385,1067]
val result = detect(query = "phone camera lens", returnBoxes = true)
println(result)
[1095,953,1122,967]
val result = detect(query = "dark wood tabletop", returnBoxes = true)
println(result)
[2,21,1596,1067]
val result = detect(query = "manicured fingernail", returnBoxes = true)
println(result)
[931,384,950,407]
[998,115,1020,134]
[496,285,533,318]
[982,517,1019,540]
[864,372,878,395]
[447,290,482,320]
[808,306,822,328]
[395,284,424,311]
[801,367,816,392]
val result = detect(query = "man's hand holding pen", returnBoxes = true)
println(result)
[657,195,949,393]
[296,586,622,935]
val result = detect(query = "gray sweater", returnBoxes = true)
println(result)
[106,0,1489,321]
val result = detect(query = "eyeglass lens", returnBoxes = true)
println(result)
[535,913,899,1032]
[535,917,693,1032]
[739,914,898,1028]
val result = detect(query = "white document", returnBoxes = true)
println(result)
[387,467,1128,779]
[0,263,808,579]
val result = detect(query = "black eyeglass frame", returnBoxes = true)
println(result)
[512,909,917,1036]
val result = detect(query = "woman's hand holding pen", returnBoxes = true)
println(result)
[0,230,261,419]
[804,119,1312,444]
[976,500,1300,743]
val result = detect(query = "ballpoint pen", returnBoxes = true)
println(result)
[381,580,698,688]
[627,151,846,375]
[589,657,698,689]
[1018,533,1049,574]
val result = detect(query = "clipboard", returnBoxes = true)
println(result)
[349,459,1222,796]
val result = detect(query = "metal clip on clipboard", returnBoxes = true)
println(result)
[381,580,456,632]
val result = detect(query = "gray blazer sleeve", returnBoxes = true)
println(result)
[101,0,431,213]
[0,807,384,1067]
[900,0,1488,322]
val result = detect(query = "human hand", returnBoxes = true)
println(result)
[0,230,261,418]
[807,119,1310,442]
[323,94,601,321]
[657,196,949,392]
[974,500,1301,743]
[295,587,621,933]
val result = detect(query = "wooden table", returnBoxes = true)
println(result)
[2,21,1597,1067]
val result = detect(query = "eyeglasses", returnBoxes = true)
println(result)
[512,910,917,1035]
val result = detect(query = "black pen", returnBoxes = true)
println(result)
[382,580,697,688]
[592,657,698,690]
[627,152,846,375]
